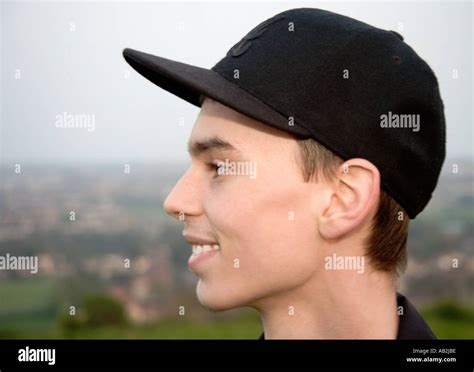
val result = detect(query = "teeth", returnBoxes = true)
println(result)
[192,244,221,256]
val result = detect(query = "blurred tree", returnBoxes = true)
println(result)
[82,293,128,327]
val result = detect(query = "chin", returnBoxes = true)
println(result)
[195,279,248,312]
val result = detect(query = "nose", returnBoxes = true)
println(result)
[163,166,203,221]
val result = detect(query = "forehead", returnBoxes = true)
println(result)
[190,98,295,151]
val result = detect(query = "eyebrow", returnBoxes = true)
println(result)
[187,136,240,158]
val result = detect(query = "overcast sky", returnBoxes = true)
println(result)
[1,0,472,165]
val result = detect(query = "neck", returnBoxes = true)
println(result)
[255,268,399,339]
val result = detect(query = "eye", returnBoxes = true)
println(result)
[206,161,222,177]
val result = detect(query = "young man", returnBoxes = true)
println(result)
[123,8,445,339]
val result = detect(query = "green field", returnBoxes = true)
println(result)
[421,301,474,339]
[0,279,472,339]
[3,314,263,340]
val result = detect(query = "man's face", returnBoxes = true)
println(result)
[164,98,327,311]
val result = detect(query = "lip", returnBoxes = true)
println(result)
[188,248,220,271]
[182,232,218,246]
[183,232,221,272]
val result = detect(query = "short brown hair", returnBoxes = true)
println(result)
[296,138,408,275]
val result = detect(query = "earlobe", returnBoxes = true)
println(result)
[318,159,380,240]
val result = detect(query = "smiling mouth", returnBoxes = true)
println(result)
[192,244,221,256]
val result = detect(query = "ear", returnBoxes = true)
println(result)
[318,158,380,240]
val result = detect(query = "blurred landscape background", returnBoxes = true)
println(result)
[1,1,472,339]
[0,159,472,339]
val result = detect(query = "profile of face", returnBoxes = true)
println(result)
[163,98,330,312]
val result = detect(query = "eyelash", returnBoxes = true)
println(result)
[206,161,221,177]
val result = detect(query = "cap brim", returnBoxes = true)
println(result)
[122,48,311,137]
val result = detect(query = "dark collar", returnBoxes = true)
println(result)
[258,292,436,340]
[396,292,436,339]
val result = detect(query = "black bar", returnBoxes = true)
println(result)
[0,340,472,371]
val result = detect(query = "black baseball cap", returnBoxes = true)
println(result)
[123,7,446,219]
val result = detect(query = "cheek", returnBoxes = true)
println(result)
[206,177,320,280]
